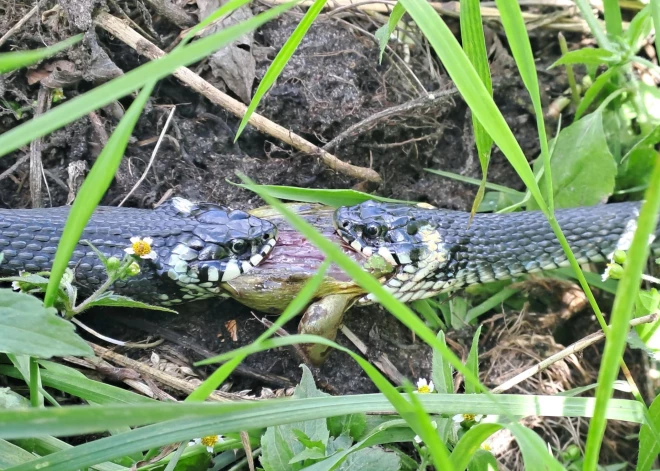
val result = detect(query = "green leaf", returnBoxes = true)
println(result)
[451,423,502,470]
[550,48,619,68]
[431,330,454,395]
[532,110,616,209]
[82,293,177,313]
[231,183,409,207]
[464,325,482,395]
[235,0,327,140]
[375,2,406,63]
[652,0,660,64]
[424,169,522,196]
[624,5,653,52]
[460,0,493,221]
[0,35,83,73]
[0,440,36,467]
[412,299,445,330]
[574,67,617,120]
[261,365,330,471]
[507,423,564,470]
[602,0,623,37]
[467,449,498,471]
[336,446,400,471]
[637,393,660,471]
[574,0,611,48]
[327,413,367,441]
[0,290,92,358]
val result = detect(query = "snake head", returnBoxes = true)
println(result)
[334,200,435,267]
[161,199,278,291]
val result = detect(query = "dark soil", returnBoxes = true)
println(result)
[0,1,645,468]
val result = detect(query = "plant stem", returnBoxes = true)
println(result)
[29,357,41,408]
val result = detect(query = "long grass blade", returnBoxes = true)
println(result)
[235,0,326,140]
[583,156,660,467]
[0,35,82,73]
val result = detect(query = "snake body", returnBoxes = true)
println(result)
[0,198,277,305]
[334,200,657,304]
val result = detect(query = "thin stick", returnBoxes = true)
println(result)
[94,11,381,183]
[0,3,39,48]
[119,105,176,207]
[491,312,660,394]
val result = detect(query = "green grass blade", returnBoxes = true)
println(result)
[396,0,547,213]
[493,0,552,211]
[459,0,493,220]
[574,0,611,48]
[652,0,660,61]
[0,35,83,73]
[375,2,406,63]
[42,82,155,307]
[431,331,454,394]
[0,3,296,160]
[177,0,253,48]
[463,326,481,395]
[424,169,523,196]
[602,0,623,37]
[575,67,617,120]
[231,182,410,206]
[185,260,330,401]
[235,0,326,140]
[450,423,502,469]
[637,393,660,471]
[584,157,660,468]
[464,287,519,324]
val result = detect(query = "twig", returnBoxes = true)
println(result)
[491,312,660,394]
[93,11,381,183]
[29,86,52,208]
[89,342,249,402]
[119,105,176,206]
[0,154,30,182]
[0,3,39,48]
[141,0,196,27]
[70,317,165,348]
[323,87,462,151]
[339,325,407,385]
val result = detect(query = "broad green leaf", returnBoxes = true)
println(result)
[550,48,619,67]
[327,413,367,441]
[0,35,83,73]
[261,365,330,471]
[464,326,482,395]
[82,293,177,313]
[637,393,660,471]
[532,110,616,209]
[232,183,409,207]
[0,290,92,358]
[236,0,327,140]
[467,449,498,471]
[431,330,454,395]
[584,159,660,467]
[0,440,35,467]
[375,2,406,63]
[0,3,296,160]
[336,446,400,471]
[412,299,445,330]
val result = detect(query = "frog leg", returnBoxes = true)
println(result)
[298,293,356,365]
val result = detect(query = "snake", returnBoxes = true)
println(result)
[334,200,658,304]
[0,197,278,306]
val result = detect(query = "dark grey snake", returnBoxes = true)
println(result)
[0,198,278,306]
[334,200,658,304]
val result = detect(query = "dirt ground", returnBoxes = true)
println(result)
[0,0,649,467]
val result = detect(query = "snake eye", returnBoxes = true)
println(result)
[230,239,248,254]
[364,222,382,238]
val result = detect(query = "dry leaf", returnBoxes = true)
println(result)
[225,319,238,341]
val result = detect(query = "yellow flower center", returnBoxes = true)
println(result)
[481,443,492,451]
[463,414,476,421]
[132,240,152,257]
[417,385,432,394]
[200,436,218,448]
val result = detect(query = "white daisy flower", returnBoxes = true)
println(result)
[124,236,157,260]
[188,435,223,453]
[416,378,434,394]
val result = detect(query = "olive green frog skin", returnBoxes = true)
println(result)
[222,204,388,364]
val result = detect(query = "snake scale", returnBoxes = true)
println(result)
[0,197,656,310]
